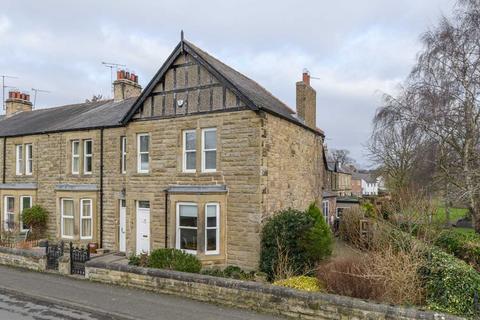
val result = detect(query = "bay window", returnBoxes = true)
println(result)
[61,199,74,239]
[183,130,196,172]
[176,203,198,254]
[4,196,14,231]
[201,128,217,172]
[137,134,150,173]
[20,196,32,232]
[80,199,92,239]
[205,203,220,255]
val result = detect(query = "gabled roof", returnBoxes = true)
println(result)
[0,98,135,137]
[122,39,324,136]
[352,172,378,184]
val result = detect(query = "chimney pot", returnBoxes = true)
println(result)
[302,70,310,86]
[113,69,142,101]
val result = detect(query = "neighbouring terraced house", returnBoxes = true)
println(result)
[0,38,324,269]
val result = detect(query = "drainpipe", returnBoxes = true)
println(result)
[164,190,169,248]
[2,137,6,184]
[99,128,104,248]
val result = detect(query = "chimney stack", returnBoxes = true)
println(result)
[113,70,142,102]
[5,90,33,118]
[296,69,316,129]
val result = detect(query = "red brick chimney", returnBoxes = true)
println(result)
[296,69,316,129]
[5,90,33,118]
[113,70,142,102]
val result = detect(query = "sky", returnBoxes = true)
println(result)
[0,0,456,167]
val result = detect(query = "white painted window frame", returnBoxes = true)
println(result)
[80,198,93,240]
[20,196,32,232]
[4,196,15,231]
[83,139,93,175]
[71,140,80,174]
[322,200,329,223]
[205,202,220,255]
[25,144,33,175]
[121,136,127,174]
[61,198,74,239]
[201,128,217,173]
[176,202,198,255]
[182,130,196,173]
[137,133,150,174]
[15,144,23,175]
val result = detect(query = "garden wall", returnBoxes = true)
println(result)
[86,259,461,320]
[0,247,46,271]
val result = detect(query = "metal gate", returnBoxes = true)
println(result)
[70,242,90,275]
[45,241,64,270]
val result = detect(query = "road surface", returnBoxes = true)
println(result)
[0,265,282,319]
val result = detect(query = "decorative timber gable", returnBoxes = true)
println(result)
[131,51,246,120]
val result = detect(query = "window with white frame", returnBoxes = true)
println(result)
[4,196,14,231]
[25,144,33,175]
[176,203,198,254]
[183,130,196,172]
[20,196,32,232]
[121,136,127,174]
[84,140,93,174]
[202,128,217,172]
[80,199,92,239]
[15,145,23,175]
[71,141,80,174]
[137,134,150,173]
[205,203,220,255]
[322,200,329,223]
[61,199,74,238]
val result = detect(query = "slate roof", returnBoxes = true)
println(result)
[352,172,378,184]
[0,98,135,137]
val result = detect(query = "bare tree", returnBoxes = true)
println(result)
[373,0,480,232]
[85,94,103,103]
[330,149,355,166]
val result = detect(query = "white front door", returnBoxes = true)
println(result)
[136,201,150,255]
[119,200,126,253]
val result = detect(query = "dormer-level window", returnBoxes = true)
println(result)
[84,140,93,174]
[15,145,23,175]
[25,144,33,175]
[202,128,217,172]
[72,141,80,174]
[137,133,150,173]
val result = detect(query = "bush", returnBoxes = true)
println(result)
[22,205,48,238]
[435,229,480,271]
[274,276,323,292]
[317,256,382,300]
[260,204,332,281]
[201,266,255,281]
[301,203,333,262]
[128,253,148,267]
[421,247,480,317]
[148,249,202,273]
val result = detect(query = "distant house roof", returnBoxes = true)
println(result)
[0,98,135,137]
[122,39,324,136]
[352,172,378,184]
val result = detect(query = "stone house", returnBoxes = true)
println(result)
[0,39,324,269]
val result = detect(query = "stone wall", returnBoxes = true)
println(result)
[261,112,323,220]
[0,247,46,271]
[86,260,460,320]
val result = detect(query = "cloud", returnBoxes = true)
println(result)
[0,0,456,166]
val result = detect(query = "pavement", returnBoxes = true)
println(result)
[0,265,282,320]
